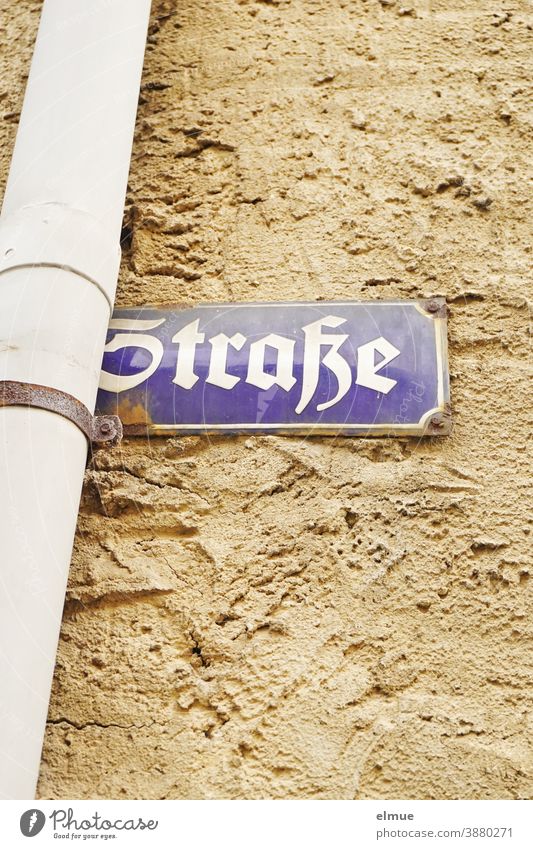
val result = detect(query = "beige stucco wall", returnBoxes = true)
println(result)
[1,0,531,799]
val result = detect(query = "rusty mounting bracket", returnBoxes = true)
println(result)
[0,381,122,448]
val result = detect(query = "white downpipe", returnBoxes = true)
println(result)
[0,0,151,799]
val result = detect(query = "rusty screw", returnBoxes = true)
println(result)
[427,300,440,313]
[430,415,444,428]
[91,416,123,448]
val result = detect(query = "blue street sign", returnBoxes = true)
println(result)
[96,299,450,436]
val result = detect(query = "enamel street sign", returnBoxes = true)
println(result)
[96,299,450,436]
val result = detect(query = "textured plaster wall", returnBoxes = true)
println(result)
[1,0,531,799]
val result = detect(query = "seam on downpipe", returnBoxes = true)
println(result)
[0,265,113,311]
[0,0,152,799]
[0,203,122,311]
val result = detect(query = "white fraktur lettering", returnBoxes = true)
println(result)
[100,314,402,409]
[246,333,297,391]
[356,336,400,394]
[296,316,352,414]
[172,320,205,389]
[206,332,246,389]
[99,318,166,393]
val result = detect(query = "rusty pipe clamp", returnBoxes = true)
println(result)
[0,380,122,447]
